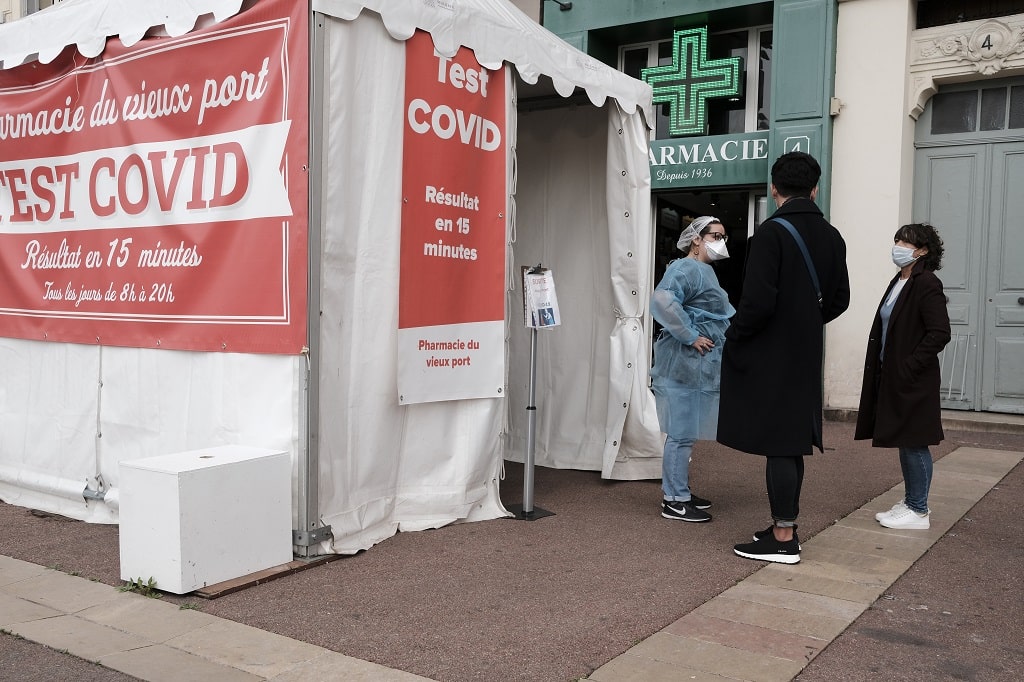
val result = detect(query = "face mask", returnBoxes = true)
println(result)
[705,239,730,261]
[891,245,917,268]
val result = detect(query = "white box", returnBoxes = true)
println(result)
[119,445,292,594]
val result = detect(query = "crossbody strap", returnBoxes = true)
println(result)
[772,217,822,309]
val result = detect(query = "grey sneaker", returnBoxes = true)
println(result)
[662,500,711,522]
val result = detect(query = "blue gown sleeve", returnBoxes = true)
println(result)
[651,263,701,346]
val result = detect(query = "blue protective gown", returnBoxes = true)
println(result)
[650,258,735,441]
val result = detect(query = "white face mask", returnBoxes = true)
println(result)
[705,239,730,261]
[891,245,917,268]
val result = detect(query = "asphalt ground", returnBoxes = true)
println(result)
[1,420,1022,681]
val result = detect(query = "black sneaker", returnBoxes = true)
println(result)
[733,535,800,564]
[753,524,801,550]
[688,493,712,510]
[662,500,711,522]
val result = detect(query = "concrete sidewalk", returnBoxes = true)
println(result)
[2,444,1019,682]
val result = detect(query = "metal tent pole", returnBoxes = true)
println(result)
[293,12,332,557]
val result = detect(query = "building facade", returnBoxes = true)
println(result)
[1,0,61,22]
[542,0,1024,416]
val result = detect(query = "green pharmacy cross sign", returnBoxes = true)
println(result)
[641,27,743,136]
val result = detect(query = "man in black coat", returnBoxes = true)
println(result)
[718,152,850,564]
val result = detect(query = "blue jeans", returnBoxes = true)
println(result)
[662,436,695,501]
[899,446,933,514]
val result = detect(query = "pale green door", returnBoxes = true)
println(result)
[912,144,987,410]
[983,142,1024,413]
[914,79,1024,414]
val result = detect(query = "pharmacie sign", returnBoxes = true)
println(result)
[649,131,769,189]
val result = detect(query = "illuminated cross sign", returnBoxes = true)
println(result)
[641,27,743,136]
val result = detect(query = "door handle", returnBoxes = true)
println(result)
[1019,297,1024,305]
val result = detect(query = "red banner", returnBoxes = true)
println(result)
[0,0,308,353]
[398,31,506,404]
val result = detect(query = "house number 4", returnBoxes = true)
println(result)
[960,20,1023,75]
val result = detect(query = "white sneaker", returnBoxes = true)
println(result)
[879,504,930,529]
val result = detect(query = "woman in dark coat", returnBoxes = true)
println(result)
[855,223,951,530]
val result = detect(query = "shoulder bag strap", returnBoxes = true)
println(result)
[772,217,822,309]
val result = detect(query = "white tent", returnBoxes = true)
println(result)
[0,0,661,555]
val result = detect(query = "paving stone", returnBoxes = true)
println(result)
[801,544,915,578]
[1,570,126,614]
[588,652,737,681]
[925,491,985,516]
[748,565,887,605]
[268,651,434,681]
[79,594,220,643]
[664,613,827,663]
[624,632,807,681]
[99,644,263,682]
[722,581,867,621]
[814,521,933,548]
[6,614,152,660]
[806,528,932,562]
[862,491,906,513]
[166,618,328,678]
[0,555,47,587]
[0,591,62,627]
[692,596,850,641]
[929,474,1002,495]
[834,515,946,544]
[936,449,1021,477]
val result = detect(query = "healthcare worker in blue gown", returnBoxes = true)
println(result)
[651,216,735,523]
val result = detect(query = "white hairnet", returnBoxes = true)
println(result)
[677,215,720,251]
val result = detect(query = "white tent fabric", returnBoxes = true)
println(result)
[507,103,662,478]
[0,0,246,68]
[313,13,510,552]
[311,0,649,115]
[0,338,302,524]
[0,0,661,554]
[313,7,660,552]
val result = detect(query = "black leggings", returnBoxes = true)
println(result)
[765,456,805,524]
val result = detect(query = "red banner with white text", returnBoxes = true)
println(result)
[0,0,308,353]
[398,31,506,404]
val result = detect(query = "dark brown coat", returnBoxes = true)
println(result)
[717,198,850,457]
[855,262,951,447]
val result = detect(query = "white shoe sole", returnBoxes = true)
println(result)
[879,517,929,530]
[733,548,801,564]
[661,511,711,522]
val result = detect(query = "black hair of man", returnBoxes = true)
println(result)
[771,151,821,198]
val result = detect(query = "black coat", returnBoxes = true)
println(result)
[717,198,850,456]
[854,262,951,447]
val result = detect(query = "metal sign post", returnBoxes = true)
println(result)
[507,265,555,521]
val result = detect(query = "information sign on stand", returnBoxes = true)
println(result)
[523,267,562,329]
[507,265,557,521]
